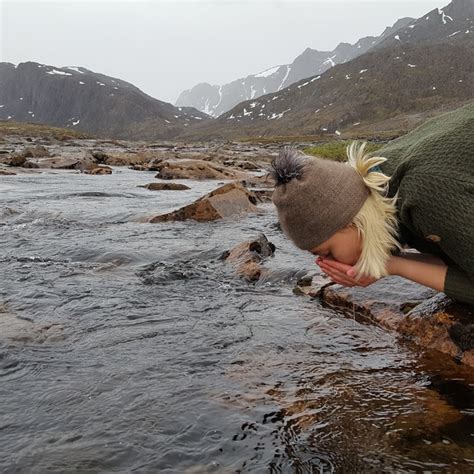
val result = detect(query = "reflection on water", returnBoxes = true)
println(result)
[1,169,473,472]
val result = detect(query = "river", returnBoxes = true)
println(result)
[1,168,473,473]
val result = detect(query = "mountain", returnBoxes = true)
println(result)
[375,0,474,49]
[174,17,413,118]
[177,0,474,140]
[0,62,212,140]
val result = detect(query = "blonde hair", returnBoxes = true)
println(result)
[346,141,401,280]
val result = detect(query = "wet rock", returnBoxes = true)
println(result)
[305,277,474,367]
[129,164,148,171]
[0,168,16,175]
[238,173,275,202]
[32,156,80,169]
[72,151,98,171]
[222,233,275,281]
[85,166,113,175]
[149,183,261,223]
[91,150,109,163]
[26,145,50,158]
[155,159,248,181]
[9,153,27,167]
[293,274,332,296]
[0,308,65,344]
[22,160,40,169]
[317,277,436,329]
[139,182,190,191]
[398,295,474,366]
[223,159,261,171]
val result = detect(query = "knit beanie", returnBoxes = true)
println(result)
[271,147,369,251]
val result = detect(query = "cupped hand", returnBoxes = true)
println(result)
[315,257,378,288]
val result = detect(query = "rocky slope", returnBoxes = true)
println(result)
[0,62,212,140]
[175,18,413,117]
[178,0,474,140]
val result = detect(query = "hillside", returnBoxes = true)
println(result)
[175,18,413,117]
[0,62,212,140]
[177,0,474,140]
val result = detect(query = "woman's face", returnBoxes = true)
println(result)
[310,225,362,265]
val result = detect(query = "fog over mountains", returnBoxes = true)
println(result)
[175,17,414,118]
[0,0,472,141]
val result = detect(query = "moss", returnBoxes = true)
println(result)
[303,140,383,162]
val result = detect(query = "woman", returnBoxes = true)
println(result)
[271,103,474,306]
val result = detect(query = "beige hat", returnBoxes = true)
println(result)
[271,147,369,251]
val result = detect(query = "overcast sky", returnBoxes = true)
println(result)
[1,0,448,104]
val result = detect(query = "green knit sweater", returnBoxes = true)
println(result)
[378,102,474,306]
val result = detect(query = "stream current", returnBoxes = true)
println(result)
[1,168,473,473]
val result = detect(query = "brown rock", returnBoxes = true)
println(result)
[239,173,275,188]
[223,159,261,171]
[313,277,474,366]
[0,168,16,175]
[9,153,27,167]
[149,182,261,223]
[22,160,40,169]
[155,159,248,180]
[91,150,109,163]
[139,182,190,191]
[222,233,275,281]
[129,164,147,171]
[33,156,79,169]
[85,166,113,175]
[293,274,333,296]
[319,277,436,329]
[398,294,474,364]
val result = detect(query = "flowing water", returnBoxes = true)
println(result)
[1,168,473,473]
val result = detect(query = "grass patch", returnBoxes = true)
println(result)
[303,140,383,162]
[0,121,92,140]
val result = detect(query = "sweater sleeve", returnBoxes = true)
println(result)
[396,173,474,306]
[445,265,474,306]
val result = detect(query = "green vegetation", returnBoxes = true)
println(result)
[303,140,384,162]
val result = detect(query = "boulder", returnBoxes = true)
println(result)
[139,182,190,191]
[91,150,109,163]
[0,168,16,175]
[129,159,165,172]
[85,166,113,175]
[295,275,474,366]
[398,295,474,366]
[22,160,40,169]
[33,156,80,169]
[221,233,275,281]
[239,173,275,202]
[73,151,98,171]
[155,159,248,180]
[149,182,261,223]
[9,153,27,167]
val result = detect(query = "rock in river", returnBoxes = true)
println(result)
[149,182,261,223]
[221,233,275,281]
[294,275,474,367]
[155,159,248,180]
[0,305,64,344]
[139,182,190,191]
